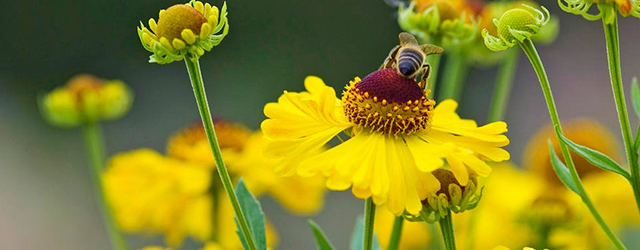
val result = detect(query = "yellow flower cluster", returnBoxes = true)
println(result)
[103,120,326,247]
[40,74,132,128]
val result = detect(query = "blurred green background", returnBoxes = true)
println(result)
[1,0,640,249]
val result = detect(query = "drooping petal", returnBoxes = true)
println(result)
[261,76,353,175]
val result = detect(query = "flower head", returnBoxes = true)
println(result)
[482,4,550,51]
[398,0,479,46]
[138,1,229,64]
[39,74,132,128]
[559,0,640,23]
[261,71,509,215]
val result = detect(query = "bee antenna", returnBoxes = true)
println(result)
[382,0,408,8]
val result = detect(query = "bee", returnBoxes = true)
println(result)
[380,32,444,89]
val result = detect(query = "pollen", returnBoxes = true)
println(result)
[156,4,208,43]
[342,69,435,136]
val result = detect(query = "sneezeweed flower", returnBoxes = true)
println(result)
[482,4,551,51]
[39,74,132,128]
[138,1,229,64]
[559,0,640,23]
[405,169,482,223]
[398,0,479,46]
[261,70,510,215]
[493,247,547,250]
[467,0,559,65]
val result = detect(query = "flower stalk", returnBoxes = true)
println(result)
[439,46,469,101]
[81,123,128,250]
[438,211,457,250]
[423,36,442,97]
[363,198,376,250]
[386,216,404,250]
[487,47,519,122]
[519,38,627,250]
[601,15,640,217]
[184,55,257,250]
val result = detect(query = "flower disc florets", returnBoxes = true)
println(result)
[482,4,550,51]
[404,169,482,223]
[342,69,435,136]
[138,1,229,64]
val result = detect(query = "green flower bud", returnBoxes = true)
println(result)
[482,4,550,51]
[403,169,483,223]
[39,75,133,128]
[559,0,640,23]
[398,0,478,46]
[138,1,229,64]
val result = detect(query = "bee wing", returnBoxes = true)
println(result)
[398,32,419,46]
[379,45,401,70]
[421,44,444,56]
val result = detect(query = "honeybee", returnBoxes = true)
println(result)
[380,32,444,89]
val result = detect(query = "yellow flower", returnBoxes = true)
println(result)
[103,149,212,246]
[40,74,132,128]
[374,209,430,250]
[493,246,547,250]
[167,120,327,215]
[140,247,171,250]
[137,1,229,64]
[261,70,510,215]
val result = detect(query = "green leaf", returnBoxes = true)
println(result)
[631,77,640,118]
[235,178,267,250]
[548,140,580,195]
[559,135,631,180]
[308,220,337,250]
[349,216,382,250]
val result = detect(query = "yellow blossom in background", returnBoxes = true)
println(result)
[375,209,430,250]
[103,149,212,246]
[140,247,171,250]
[261,71,510,216]
[457,118,639,250]
[493,246,547,250]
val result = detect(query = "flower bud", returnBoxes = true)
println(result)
[39,74,133,128]
[482,4,550,51]
[398,0,478,46]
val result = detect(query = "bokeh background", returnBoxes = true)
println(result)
[1,0,640,249]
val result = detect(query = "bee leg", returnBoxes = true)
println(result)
[380,45,400,70]
[418,64,431,89]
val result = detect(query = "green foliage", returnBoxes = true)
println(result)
[235,178,267,250]
[630,77,640,118]
[548,140,580,195]
[308,220,337,250]
[559,135,631,180]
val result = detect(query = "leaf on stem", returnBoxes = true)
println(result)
[235,178,267,250]
[349,216,382,250]
[559,135,631,180]
[548,140,580,195]
[308,220,337,250]
[631,77,640,118]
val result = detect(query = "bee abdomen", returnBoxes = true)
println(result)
[397,49,424,77]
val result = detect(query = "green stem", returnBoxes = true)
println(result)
[81,123,128,250]
[438,46,469,102]
[438,210,456,250]
[487,47,520,123]
[519,39,627,250]
[386,216,404,250]
[363,198,376,250]
[423,36,442,98]
[184,56,257,250]
[602,16,640,217]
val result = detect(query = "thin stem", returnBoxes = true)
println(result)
[363,198,376,250]
[602,16,640,216]
[487,47,520,123]
[81,123,128,250]
[386,216,404,250]
[438,46,469,102]
[519,39,627,250]
[184,56,257,250]
[423,36,442,98]
[438,211,457,250]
